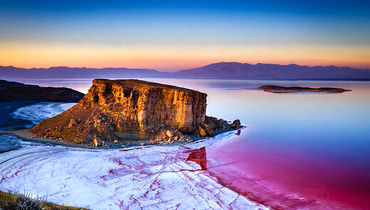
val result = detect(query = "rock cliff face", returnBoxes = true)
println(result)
[31,79,235,146]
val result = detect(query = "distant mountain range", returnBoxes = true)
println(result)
[174,62,370,80]
[1,62,370,80]
[0,66,165,80]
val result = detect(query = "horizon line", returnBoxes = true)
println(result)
[1,61,370,71]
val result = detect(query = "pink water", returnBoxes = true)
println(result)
[202,80,370,209]
[207,130,370,209]
[14,78,370,209]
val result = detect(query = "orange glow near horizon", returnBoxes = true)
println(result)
[0,42,369,71]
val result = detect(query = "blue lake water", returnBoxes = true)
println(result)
[1,78,370,208]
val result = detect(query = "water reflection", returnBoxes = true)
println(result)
[10,78,370,209]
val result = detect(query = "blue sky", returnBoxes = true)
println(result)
[0,0,369,70]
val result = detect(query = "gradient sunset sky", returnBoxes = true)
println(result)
[0,0,369,71]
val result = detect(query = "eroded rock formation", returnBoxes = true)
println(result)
[31,79,240,146]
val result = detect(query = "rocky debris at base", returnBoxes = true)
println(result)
[150,128,191,145]
[148,116,242,146]
[31,79,242,147]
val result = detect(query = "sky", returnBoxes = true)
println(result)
[0,0,369,71]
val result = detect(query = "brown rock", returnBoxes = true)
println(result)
[165,130,173,138]
[93,136,101,147]
[68,119,78,128]
[31,79,207,144]
[178,132,185,139]
[231,119,241,128]
[205,116,218,130]
[155,129,167,140]
[198,127,207,137]
[201,123,214,137]
[30,79,242,145]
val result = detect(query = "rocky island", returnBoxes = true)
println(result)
[0,80,84,102]
[31,79,240,147]
[260,85,351,93]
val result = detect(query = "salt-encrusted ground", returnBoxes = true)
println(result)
[0,102,268,210]
[12,102,75,125]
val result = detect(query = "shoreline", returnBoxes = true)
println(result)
[0,129,269,209]
[0,129,96,149]
[0,127,243,150]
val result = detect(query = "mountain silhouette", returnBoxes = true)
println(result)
[1,62,369,80]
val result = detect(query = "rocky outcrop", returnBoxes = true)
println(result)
[31,79,241,146]
[260,85,351,93]
[0,80,84,102]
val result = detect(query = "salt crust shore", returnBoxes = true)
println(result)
[0,129,96,149]
[0,102,268,209]
[0,132,268,209]
[1,102,94,148]
[11,102,75,126]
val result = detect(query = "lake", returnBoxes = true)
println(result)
[1,78,370,209]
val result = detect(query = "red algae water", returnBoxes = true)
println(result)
[13,78,370,209]
[202,80,370,209]
[207,131,370,209]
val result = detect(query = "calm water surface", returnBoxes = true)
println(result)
[14,78,370,209]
